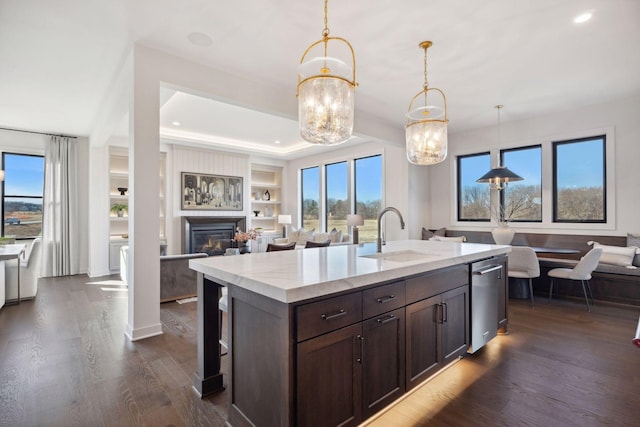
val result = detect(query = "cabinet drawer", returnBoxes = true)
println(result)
[296,292,362,342]
[363,281,406,319]
[406,265,469,304]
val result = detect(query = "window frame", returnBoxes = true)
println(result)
[499,144,543,223]
[456,151,491,222]
[300,166,320,231]
[552,135,607,223]
[1,151,45,239]
[324,161,348,232]
[298,153,383,235]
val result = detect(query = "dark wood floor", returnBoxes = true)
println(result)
[1,275,638,426]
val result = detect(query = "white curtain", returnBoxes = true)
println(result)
[41,136,79,277]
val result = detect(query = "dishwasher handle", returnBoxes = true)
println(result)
[473,265,503,275]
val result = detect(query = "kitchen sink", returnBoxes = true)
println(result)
[360,250,439,263]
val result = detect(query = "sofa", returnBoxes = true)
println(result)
[272,227,351,249]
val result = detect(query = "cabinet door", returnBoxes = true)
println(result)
[439,285,469,366]
[405,295,440,390]
[297,323,362,427]
[362,308,405,419]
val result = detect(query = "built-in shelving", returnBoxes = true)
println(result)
[250,164,283,234]
[108,147,166,271]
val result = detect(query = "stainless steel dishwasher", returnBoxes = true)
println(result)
[468,258,503,353]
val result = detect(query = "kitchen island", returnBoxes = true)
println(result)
[190,240,510,426]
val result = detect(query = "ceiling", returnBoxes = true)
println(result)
[1,0,639,158]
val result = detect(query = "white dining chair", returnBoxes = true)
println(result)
[508,246,540,307]
[548,248,602,311]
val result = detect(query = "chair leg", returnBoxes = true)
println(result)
[529,278,535,308]
[548,278,554,304]
[580,280,591,312]
[586,280,594,306]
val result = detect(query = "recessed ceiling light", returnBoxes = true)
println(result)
[574,11,593,23]
[172,121,181,126]
[188,32,213,47]
[274,140,281,144]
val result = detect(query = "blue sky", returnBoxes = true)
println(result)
[4,154,45,200]
[302,155,382,203]
[462,138,604,190]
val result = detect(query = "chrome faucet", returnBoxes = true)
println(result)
[377,207,406,252]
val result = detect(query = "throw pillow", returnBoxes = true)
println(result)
[328,228,342,243]
[588,241,638,268]
[314,232,329,243]
[296,228,315,245]
[422,227,446,240]
[430,235,466,242]
[434,227,446,237]
[421,227,433,240]
[628,233,640,267]
[288,227,301,244]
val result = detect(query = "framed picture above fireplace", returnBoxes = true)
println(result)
[181,172,243,211]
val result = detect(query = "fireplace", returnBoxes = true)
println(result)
[182,216,246,256]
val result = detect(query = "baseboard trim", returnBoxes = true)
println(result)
[125,323,163,341]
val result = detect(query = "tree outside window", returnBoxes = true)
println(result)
[553,136,606,222]
[301,166,320,230]
[500,145,542,222]
[457,153,490,221]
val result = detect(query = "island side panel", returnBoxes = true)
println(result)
[194,273,224,396]
[228,284,294,427]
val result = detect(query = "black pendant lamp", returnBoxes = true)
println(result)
[476,105,523,190]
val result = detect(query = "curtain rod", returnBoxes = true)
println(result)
[0,127,78,139]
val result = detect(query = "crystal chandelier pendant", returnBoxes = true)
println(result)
[297,0,357,145]
[405,41,449,165]
[298,62,354,145]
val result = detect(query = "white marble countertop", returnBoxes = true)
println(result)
[189,240,511,303]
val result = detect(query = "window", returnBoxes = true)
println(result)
[299,154,383,239]
[457,153,490,221]
[553,135,606,222]
[301,166,320,230]
[325,162,348,233]
[354,155,382,243]
[2,153,45,239]
[500,145,542,222]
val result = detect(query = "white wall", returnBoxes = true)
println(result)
[167,144,250,255]
[428,94,640,236]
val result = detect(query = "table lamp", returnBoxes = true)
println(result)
[347,214,364,244]
[278,214,292,238]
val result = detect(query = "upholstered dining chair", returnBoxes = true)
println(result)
[507,246,540,307]
[304,239,331,248]
[266,241,297,252]
[548,247,602,312]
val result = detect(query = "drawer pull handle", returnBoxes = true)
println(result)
[376,295,396,304]
[322,309,346,321]
[377,314,396,324]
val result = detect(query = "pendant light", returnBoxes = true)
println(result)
[406,41,448,165]
[297,0,357,145]
[476,105,523,190]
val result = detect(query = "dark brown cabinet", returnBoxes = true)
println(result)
[405,285,469,390]
[362,307,405,419]
[297,323,363,427]
[223,260,503,426]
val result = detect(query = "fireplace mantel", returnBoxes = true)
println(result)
[182,216,246,255]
